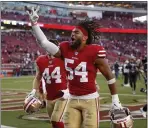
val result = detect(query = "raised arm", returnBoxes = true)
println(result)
[26,6,61,58]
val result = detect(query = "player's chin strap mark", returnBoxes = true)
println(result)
[107,78,116,85]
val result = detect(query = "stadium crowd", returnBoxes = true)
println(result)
[2,31,146,66]
[1,2,147,76]
[61,1,147,10]
[1,10,146,29]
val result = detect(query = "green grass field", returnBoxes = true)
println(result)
[1,75,147,128]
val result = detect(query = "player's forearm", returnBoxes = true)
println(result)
[99,66,118,95]
[108,83,117,95]
[32,25,59,55]
[32,76,40,91]
[102,66,118,95]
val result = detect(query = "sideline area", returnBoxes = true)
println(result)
[1,125,16,128]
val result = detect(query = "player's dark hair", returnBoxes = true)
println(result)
[77,18,101,44]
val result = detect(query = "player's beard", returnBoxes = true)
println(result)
[70,39,81,50]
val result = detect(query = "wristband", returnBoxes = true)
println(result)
[107,78,116,85]
[31,22,38,26]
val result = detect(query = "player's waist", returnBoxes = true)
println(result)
[68,83,97,95]
[46,84,67,90]
[46,88,68,100]
[46,91,63,100]
[70,91,99,99]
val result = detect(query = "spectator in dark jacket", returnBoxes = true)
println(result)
[114,61,120,79]
[128,57,138,94]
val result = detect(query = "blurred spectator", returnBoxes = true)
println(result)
[122,60,130,87]
[142,55,147,88]
[114,61,120,79]
[136,58,143,80]
[128,57,138,94]
[142,55,147,78]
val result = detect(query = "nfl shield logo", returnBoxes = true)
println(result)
[75,52,78,55]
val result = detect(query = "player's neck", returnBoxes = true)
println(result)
[77,42,86,51]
